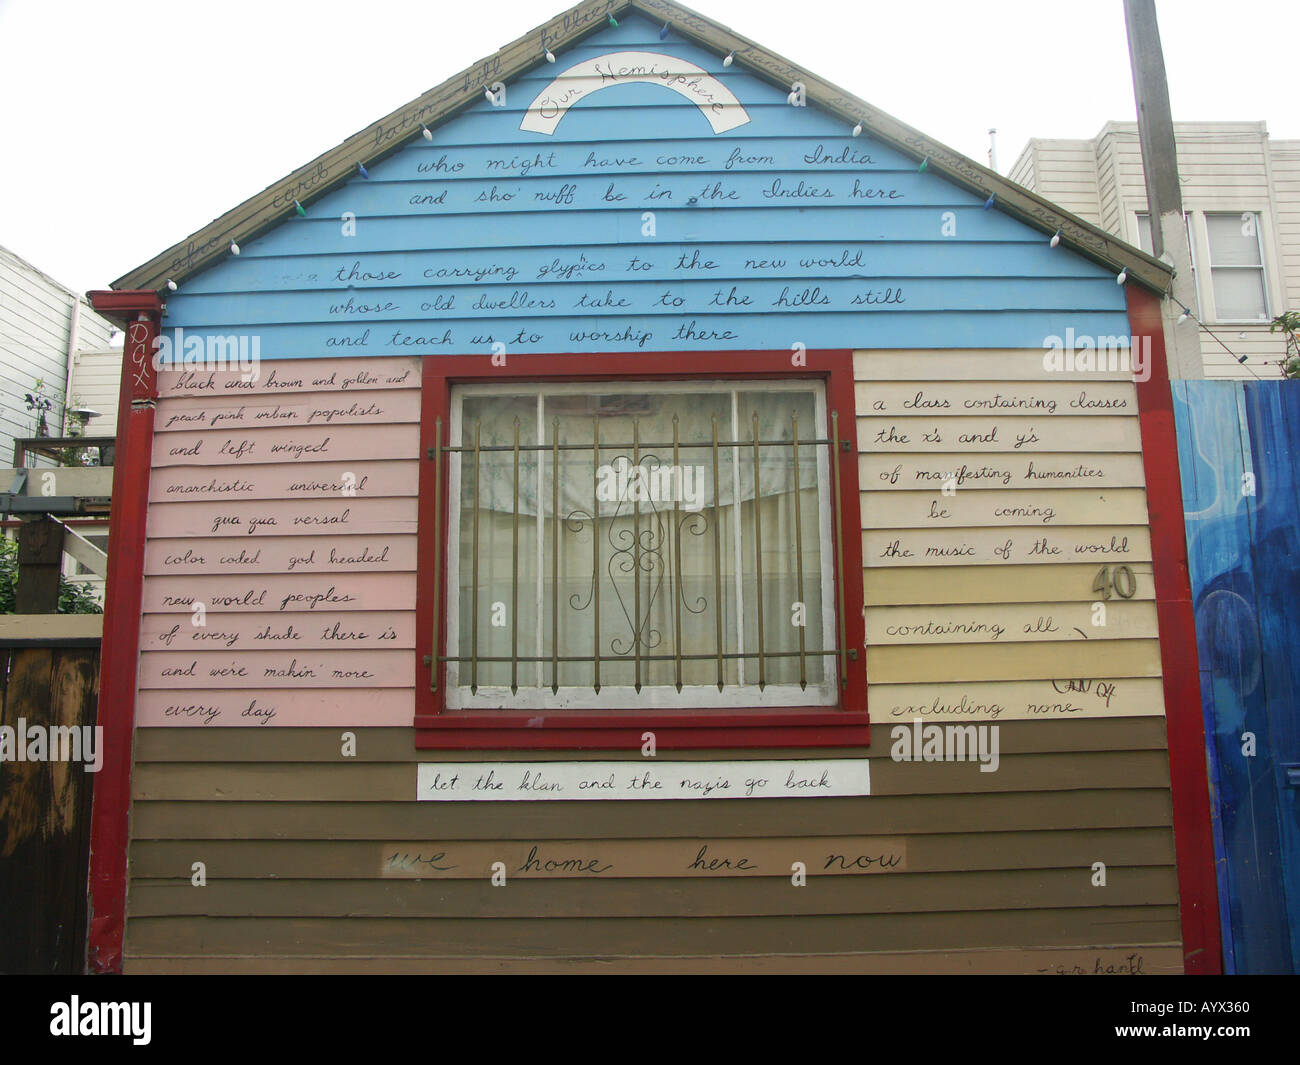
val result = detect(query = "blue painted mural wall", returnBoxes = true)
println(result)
[161,15,1130,356]
[1174,379,1300,974]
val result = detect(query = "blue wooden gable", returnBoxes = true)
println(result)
[162,14,1131,357]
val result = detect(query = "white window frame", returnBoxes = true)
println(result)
[1202,210,1271,324]
[1133,210,1200,316]
[443,378,840,710]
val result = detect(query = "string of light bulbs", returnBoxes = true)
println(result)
[173,23,1277,386]
[1169,296,1264,379]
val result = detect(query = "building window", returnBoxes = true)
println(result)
[1135,211,1199,315]
[1135,212,1154,255]
[1204,212,1269,322]
[445,380,838,708]
[414,351,868,749]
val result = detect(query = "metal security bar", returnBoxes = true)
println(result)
[429,406,850,698]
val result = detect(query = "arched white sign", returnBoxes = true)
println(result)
[520,51,750,136]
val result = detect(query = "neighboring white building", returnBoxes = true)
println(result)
[0,243,117,461]
[67,348,123,439]
[1012,122,1300,379]
[2,244,116,606]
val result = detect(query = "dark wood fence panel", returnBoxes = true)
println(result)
[0,645,100,974]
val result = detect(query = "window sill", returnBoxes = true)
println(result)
[414,707,870,749]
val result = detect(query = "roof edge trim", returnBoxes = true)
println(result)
[111,0,1173,295]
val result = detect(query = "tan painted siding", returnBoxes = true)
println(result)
[67,349,123,438]
[1009,140,1102,225]
[1270,142,1300,315]
[122,349,1181,973]
[856,348,1162,715]
[1098,124,1281,378]
[1008,142,1037,191]
[1096,134,1120,235]
[1015,122,1300,379]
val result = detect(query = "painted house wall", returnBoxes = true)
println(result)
[1013,123,1299,379]
[68,348,124,439]
[138,357,420,727]
[121,14,1184,971]
[1273,142,1300,317]
[163,22,1131,356]
[0,245,115,462]
[1008,140,1102,226]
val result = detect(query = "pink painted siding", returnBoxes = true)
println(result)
[152,424,420,466]
[134,688,413,728]
[136,356,421,727]
[149,461,420,502]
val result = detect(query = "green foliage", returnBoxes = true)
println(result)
[58,572,104,614]
[0,535,104,615]
[1270,311,1300,379]
[0,538,13,615]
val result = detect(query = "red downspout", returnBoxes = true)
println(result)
[85,290,162,973]
[1128,285,1222,974]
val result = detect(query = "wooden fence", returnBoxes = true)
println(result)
[0,630,101,974]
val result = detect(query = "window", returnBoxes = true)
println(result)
[446,380,838,708]
[414,351,868,749]
[1135,212,1154,255]
[1205,212,1269,322]
[1135,211,1199,315]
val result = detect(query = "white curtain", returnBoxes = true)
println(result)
[452,387,829,696]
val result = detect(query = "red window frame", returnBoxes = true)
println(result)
[414,349,868,749]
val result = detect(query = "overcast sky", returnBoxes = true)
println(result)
[2,0,1295,294]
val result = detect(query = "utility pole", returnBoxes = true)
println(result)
[1124,0,1203,378]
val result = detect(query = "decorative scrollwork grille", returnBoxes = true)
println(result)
[429,384,849,706]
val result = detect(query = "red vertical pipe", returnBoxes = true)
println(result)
[85,290,162,973]
[1128,285,1222,975]
[414,355,451,710]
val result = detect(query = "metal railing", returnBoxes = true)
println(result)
[427,409,850,698]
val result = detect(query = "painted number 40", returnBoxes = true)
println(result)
[1092,564,1136,600]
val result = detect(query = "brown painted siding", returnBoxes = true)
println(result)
[124,726,1177,970]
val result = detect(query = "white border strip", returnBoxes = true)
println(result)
[418,759,870,800]
[520,51,751,135]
